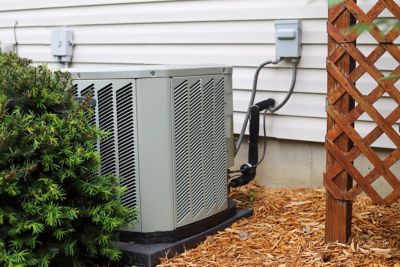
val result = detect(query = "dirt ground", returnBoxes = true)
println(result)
[158,182,400,267]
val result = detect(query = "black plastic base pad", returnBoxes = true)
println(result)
[120,202,237,244]
[116,207,253,267]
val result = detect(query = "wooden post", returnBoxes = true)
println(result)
[325,2,356,243]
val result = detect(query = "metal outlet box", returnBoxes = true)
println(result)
[51,28,74,62]
[275,20,302,58]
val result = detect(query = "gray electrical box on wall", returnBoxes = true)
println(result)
[275,20,302,58]
[51,28,74,63]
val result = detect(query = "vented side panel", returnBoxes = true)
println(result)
[173,75,228,227]
[80,83,97,126]
[214,78,228,208]
[71,84,78,97]
[97,84,117,176]
[80,83,94,98]
[75,80,139,216]
[202,79,218,211]
[77,83,98,178]
[174,80,192,223]
[189,80,205,217]
[116,83,137,210]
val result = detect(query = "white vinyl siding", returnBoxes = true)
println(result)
[0,0,398,148]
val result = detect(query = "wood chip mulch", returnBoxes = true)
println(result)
[158,182,400,267]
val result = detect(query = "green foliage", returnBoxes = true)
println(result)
[328,0,344,8]
[345,19,400,35]
[0,52,136,266]
[319,0,399,82]
[308,0,344,8]
[381,73,400,81]
[248,191,257,202]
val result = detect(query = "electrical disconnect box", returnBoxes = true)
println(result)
[51,28,74,63]
[275,20,302,59]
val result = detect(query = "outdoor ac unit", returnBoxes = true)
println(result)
[71,65,234,242]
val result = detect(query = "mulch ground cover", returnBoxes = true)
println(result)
[158,182,400,266]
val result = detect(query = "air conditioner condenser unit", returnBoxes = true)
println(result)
[71,65,235,243]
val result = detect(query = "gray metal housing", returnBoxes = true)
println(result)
[275,20,302,59]
[70,65,234,233]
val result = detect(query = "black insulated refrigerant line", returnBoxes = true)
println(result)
[229,99,275,188]
[230,58,299,188]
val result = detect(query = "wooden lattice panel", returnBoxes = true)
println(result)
[325,0,400,205]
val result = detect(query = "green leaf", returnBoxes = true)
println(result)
[5,182,20,196]
[96,234,110,246]
[380,73,400,81]
[345,23,374,35]
[309,0,345,9]
[44,204,63,227]
[100,247,122,261]
[37,254,51,267]
[11,250,29,263]
[63,240,76,256]
[26,221,45,234]
[53,228,75,240]
[328,0,343,8]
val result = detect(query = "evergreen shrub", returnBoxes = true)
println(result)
[0,52,135,267]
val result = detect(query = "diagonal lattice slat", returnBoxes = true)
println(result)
[325,0,400,205]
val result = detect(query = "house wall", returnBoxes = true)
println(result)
[235,138,399,198]
[0,0,398,188]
